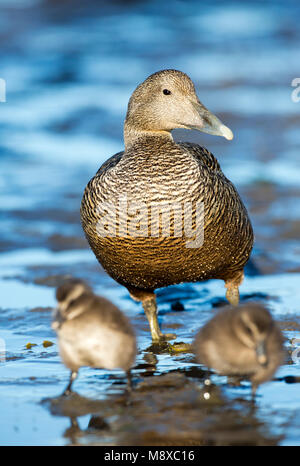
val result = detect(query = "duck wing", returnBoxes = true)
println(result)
[177,142,225,176]
[96,151,124,176]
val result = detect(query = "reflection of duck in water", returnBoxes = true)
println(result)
[193,303,285,395]
[63,415,110,445]
[81,69,254,344]
[46,372,281,446]
[52,279,136,395]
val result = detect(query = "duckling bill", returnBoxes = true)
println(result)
[193,303,285,395]
[52,279,136,395]
[81,69,254,343]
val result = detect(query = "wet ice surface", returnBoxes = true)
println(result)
[0,0,300,446]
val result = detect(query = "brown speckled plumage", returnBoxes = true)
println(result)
[80,70,254,342]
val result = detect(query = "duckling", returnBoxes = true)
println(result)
[193,303,285,395]
[52,279,136,395]
[81,69,254,343]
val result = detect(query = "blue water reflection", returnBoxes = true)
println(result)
[0,0,299,446]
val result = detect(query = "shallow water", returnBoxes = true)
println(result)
[0,0,300,446]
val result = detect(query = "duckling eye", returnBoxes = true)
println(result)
[163,89,171,95]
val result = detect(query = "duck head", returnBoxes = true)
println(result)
[52,279,92,328]
[124,69,233,147]
[233,304,274,366]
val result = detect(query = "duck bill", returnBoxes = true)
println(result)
[189,101,234,140]
[51,307,63,330]
[256,341,268,366]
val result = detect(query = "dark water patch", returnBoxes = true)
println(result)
[170,300,185,311]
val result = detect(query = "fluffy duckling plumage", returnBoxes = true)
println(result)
[193,303,285,395]
[52,279,136,395]
[81,69,254,343]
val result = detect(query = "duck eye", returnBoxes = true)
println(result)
[163,89,171,95]
[244,326,252,335]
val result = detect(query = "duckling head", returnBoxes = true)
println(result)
[124,69,233,147]
[233,304,274,366]
[52,279,92,328]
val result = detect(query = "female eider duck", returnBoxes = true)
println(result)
[81,69,254,343]
[52,279,136,395]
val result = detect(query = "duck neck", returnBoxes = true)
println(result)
[124,121,173,150]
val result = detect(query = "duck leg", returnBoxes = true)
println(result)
[225,271,244,306]
[251,383,258,402]
[62,370,78,396]
[225,284,240,306]
[143,295,167,342]
[128,288,176,342]
[126,369,133,392]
